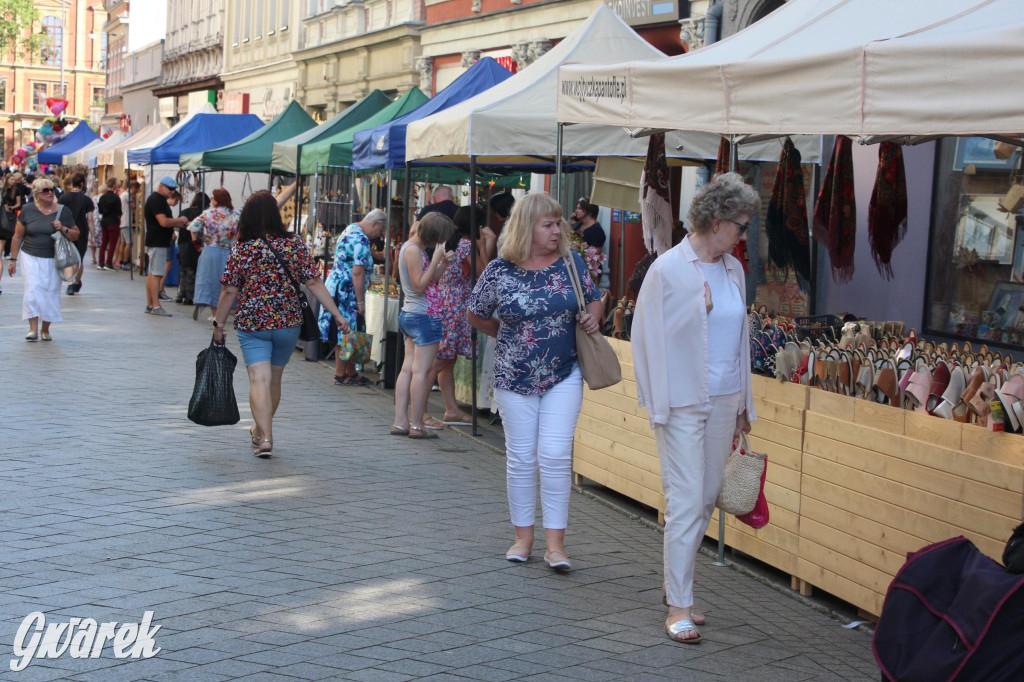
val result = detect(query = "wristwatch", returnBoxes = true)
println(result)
[212,320,224,329]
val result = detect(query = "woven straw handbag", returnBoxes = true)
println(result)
[716,433,767,516]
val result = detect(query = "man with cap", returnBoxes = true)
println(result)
[143,176,188,316]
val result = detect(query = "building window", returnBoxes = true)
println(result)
[243,0,252,41]
[41,16,62,66]
[280,0,289,30]
[0,80,6,111]
[99,32,107,70]
[92,86,104,106]
[33,82,49,112]
[267,0,277,33]
[233,0,242,45]
[255,0,264,38]
[925,137,1024,350]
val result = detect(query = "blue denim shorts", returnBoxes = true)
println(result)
[236,326,302,367]
[398,310,442,346]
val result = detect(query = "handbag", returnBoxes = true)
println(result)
[563,254,621,391]
[187,339,241,426]
[263,238,320,342]
[338,314,373,364]
[735,464,770,529]
[716,433,767,515]
[51,207,81,282]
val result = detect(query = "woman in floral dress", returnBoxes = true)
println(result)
[423,206,497,428]
[190,188,239,321]
[317,209,387,385]
[468,193,602,571]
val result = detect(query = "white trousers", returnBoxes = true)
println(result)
[494,366,583,529]
[654,391,742,608]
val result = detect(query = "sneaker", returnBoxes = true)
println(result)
[149,306,172,317]
[158,291,171,301]
[96,264,105,271]
[73,282,82,293]
[145,306,153,313]
[67,284,76,295]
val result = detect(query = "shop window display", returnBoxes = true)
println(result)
[925,138,1024,349]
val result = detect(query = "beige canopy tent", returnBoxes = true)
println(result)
[556,0,1024,138]
[96,123,168,169]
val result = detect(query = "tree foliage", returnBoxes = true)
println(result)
[0,0,45,61]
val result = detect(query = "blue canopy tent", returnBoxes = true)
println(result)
[127,113,264,165]
[351,57,513,170]
[37,123,101,164]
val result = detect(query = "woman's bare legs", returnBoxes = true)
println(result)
[393,336,416,430]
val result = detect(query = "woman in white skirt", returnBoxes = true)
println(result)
[7,178,79,340]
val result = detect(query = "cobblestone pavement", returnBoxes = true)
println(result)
[0,267,878,681]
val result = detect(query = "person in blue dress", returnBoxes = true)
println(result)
[468,193,603,572]
[318,209,387,385]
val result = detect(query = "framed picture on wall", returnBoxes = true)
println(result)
[1013,222,1024,283]
[954,194,1016,264]
[953,137,1019,171]
[987,281,1024,329]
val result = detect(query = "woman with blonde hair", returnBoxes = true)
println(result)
[468,193,602,571]
[6,178,79,340]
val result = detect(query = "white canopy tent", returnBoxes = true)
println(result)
[63,137,105,166]
[97,123,167,169]
[556,0,1024,138]
[407,4,821,166]
[64,130,127,167]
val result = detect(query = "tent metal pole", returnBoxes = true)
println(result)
[294,176,303,233]
[312,166,320,240]
[382,168,393,379]
[555,123,564,204]
[469,156,480,437]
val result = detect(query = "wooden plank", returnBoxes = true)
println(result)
[752,397,805,429]
[853,400,905,434]
[576,413,658,458]
[801,472,1012,559]
[803,454,1018,543]
[748,437,802,473]
[807,390,857,421]
[803,432,1023,519]
[573,443,664,499]
[748,418,803,451]
[796,557,885,617]
[763,379,810,408]
[711,502,800,539]
[751,374,770,398]
[584,386,650,420]
[578,400,654,438]
[574,459,665,511]
[800,496,927,558]
[764,481,800,515]
[962,425,1024,463]
[574,429,660,476]
[705,517,800,573]
[800,517,907,577]
[903,410,963,450]
[798,537,892,598]
[805,412,1024,493]
[765,461,801,496]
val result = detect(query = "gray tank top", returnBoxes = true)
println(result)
[398,241,429,315]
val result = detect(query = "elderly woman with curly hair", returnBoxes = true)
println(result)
[631,172,759,645]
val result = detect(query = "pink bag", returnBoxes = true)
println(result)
[735,457,769,529]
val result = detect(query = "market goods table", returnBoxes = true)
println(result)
[0,268,877,680]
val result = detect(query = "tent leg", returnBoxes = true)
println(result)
[469,156,479,437]
[554,123,564,204]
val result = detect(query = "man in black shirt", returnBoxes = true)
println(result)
[96,177,122,271]
[416,185,459,222]
[143,176,188,316]
[57,172,95,294]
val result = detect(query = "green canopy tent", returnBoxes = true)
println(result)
[270,90,392,176]
[179,100,316,172]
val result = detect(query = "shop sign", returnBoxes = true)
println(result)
[157,97,175,119]
[604,0,679,27]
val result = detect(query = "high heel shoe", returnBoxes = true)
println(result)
[253,438,273,458]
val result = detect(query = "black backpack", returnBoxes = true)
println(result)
[1004,522,1024,573]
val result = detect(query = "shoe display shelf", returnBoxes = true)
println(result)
[572,337,1024,618]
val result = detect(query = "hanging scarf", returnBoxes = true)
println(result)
[867,141,908,280]
[813,136,856,284]
[714,136,749,270]
[765,137,810,281]
[640,132,672,255]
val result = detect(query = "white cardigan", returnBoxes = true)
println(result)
[631,235,757,429]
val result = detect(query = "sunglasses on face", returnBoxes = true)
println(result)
[37,188,55,194]
[723,217,750,235]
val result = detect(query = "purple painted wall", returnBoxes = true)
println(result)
[815,141,936,331]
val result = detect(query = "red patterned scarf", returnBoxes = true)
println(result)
[715,136,748,270]
[765,137,810,281]
[813,136,856,284]
[868,141,908,280]
[640,133,672,255]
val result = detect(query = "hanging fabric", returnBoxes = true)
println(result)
[640,132,673,255]
[868,141,908,280]
[813,135,856,284]
[765,137,811,281]
[714,136,749,271]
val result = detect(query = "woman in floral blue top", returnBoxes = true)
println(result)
[468,193,602,572]
[213,192,348,458]
[317,209,387,386]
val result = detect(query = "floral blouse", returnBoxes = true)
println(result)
[318,223,371,339]
[220,235,317,332]
[188,206,240,249]
[468,252,600,395]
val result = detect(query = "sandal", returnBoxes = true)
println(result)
[250,426,262,446]
[345,374,371,386]
[389,426,410,436]
[408,425,438,439]
[253,438,273,458]
[422,415,447,430]
[665,619,702,644]
[443,412,474,426]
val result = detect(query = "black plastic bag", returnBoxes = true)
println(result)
[188,340,240,426]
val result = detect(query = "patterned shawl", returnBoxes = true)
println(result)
[813,136,856,284]
[765,137,810,281]
[868,141,908,280]
[640,132,672,255]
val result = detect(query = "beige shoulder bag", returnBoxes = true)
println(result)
[564,254,621,391]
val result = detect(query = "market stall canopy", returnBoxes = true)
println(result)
[299,88,429,170]
[81,130,128,168]
[352,57,513,170]
[62,137,105,166]
[127,109,264,165]
[97,123,167,168]
[179,100,317,172]
[37,122,101,164]
[557,0,1024,137]
[270,90,392,175]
